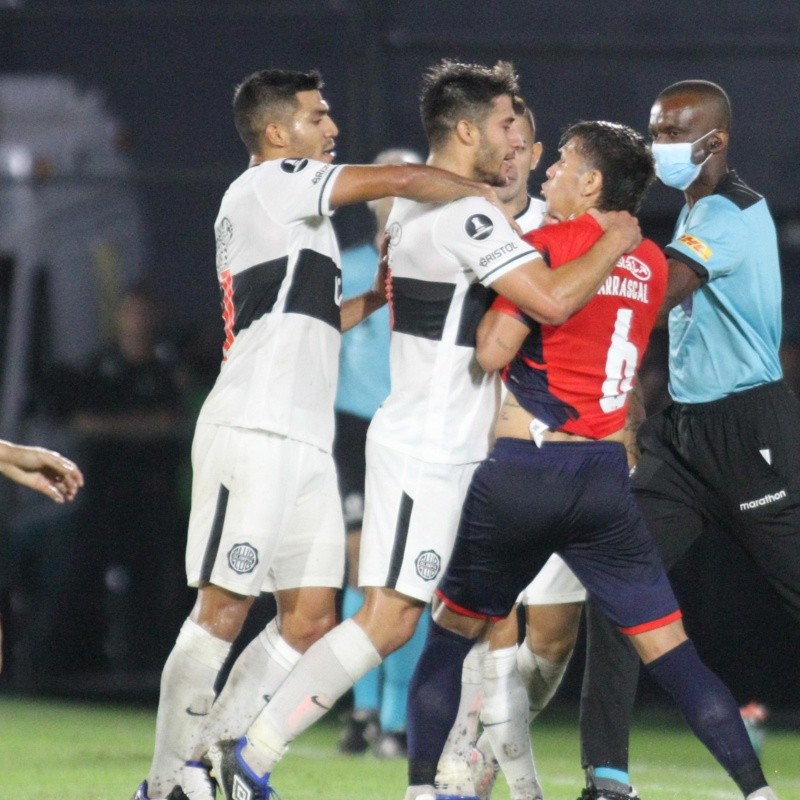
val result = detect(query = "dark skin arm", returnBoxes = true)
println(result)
[656,257,702,328]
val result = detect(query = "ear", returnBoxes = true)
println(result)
[455,119,477,146]
[265,121,289,148]
[531,141,544,170]
[708,130,728,154]
[582,168,603,201]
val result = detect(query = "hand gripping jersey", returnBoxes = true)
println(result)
[197,157,344,452]
[497,213,667,439]
[367,196,538,464]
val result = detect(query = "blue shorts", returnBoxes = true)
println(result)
[436,438,680,632]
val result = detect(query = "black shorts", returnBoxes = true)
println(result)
[633,379,800,622]
[436,438,679,631]
[333,410,370,532]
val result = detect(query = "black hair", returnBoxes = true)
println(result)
[419,59,520,149]
[560,121,655,214]
[232,69,323,154]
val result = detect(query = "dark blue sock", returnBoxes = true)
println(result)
[645,639,766,795]
[406,619,475,787]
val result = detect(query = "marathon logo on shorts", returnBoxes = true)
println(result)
[280,157,309,173]
[465,214,494,240]
[415,549,442,581]
[739,489,787,511]
[678,234,712,261]
[227,543,259,574]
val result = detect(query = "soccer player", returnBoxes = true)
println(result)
[578,80,799,800]
[205,59,641,800]
[132,67,531,800]
[436,104,587,800]
[404,120,779,800]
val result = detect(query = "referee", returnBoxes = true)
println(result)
[578,79,797,800]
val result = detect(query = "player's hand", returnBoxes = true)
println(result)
[588,208,642,253]
[0,442,85,503]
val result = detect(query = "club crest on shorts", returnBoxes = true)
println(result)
[227,542,259,574]
[415,549,442,581]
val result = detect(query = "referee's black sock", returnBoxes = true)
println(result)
[645,639,767,796]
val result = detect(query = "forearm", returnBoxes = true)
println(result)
[394,164,491,204]
[624,385,646,471]
[340,290,387,333]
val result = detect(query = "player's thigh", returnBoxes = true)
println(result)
[520,554,586,605]
[267,445,345,593]
[359,438,477,603]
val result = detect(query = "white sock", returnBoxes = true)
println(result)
[481,646,542,800]
[188,618,301,761]
[436,639,487,795]
[516,641,572,719]
[147,619,231,798]
[746,789,778,800]
[243,618,381,775]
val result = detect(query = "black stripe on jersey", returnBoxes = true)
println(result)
[232,256,288,334]
[391,277,456,340]
[285,248,342,329]
[316,165,342,217]
[386,491,413,589]
[200,484,230,583]
[455,284,496,347]
[715,170,762,211]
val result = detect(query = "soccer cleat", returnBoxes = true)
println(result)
[578,786,641,800]
[166,787,190,800]
[338,710,380,754]
[375,731,408,759]
[208,738,275,800]
[182,760,216,800]
[131,781,151,800]
[436,795,480,800]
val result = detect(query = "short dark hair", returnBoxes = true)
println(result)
[560,121,655,214]
[419,59,520,149]
[232,69,323,154]
[657,79,732,131]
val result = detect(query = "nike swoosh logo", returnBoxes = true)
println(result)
[311,695,331,710]
[185,707,209,717]
[263,694,272,704]
[481,720,510,727]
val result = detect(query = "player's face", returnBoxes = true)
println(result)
[285,90,339,162]
[472,94,523,187]
[540,138,591,220]
[496,115,541,205]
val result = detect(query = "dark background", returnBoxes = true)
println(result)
[0,0,798,711]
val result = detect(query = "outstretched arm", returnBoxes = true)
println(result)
[0,440,84,503]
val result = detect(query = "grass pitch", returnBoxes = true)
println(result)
[0,694,797,800]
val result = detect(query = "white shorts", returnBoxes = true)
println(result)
[185,423,345,595]
[520,554,586,605]
[359,438,480,602]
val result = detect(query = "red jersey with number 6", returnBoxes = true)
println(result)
[495,213,667,439]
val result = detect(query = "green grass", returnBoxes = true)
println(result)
[0,695,797,799]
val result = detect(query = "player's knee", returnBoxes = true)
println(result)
[190,585,254,642]
[280,607,338,653]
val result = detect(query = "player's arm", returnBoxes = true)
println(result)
[655,257,702,327]
[491,210,641,326]
[0,440,84,503]
[475,303,531,372]
[340,235,389,333]
[329,164,518,229]
[624,385,646,472]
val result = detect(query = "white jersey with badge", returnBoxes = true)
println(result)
[198,157,344,452]
[368,196,538,464]
[516,195,546,235]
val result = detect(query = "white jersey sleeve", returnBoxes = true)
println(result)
[435,197,539,285]
[250,158,344,224]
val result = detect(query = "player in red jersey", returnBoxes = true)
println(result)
[405,121,779,800]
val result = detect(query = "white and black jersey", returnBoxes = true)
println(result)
[198,157,344,452]
[368,196,538,464]
[516,195,546,235]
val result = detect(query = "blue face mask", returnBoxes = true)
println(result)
[651,129,717,190]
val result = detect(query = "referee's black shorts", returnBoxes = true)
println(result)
[633,379,800,622]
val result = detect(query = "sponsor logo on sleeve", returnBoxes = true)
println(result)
[479,241,519,268]
[311,164,331,184]
[678,234,712,261]
[617,254,652,281]
[280,157,309,173]
[227,543,259,574]
[465,214,494,240]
